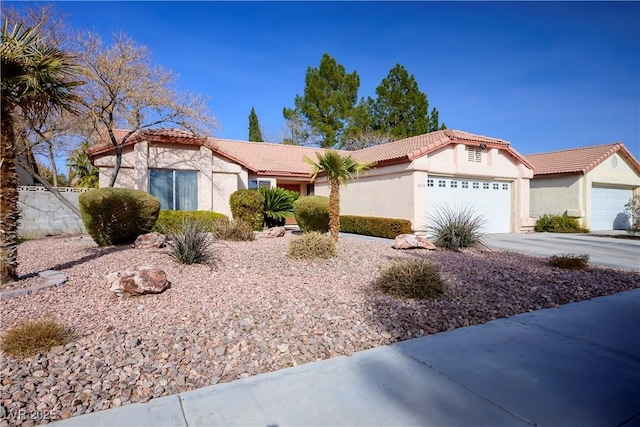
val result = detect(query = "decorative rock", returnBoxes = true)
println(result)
[260,227,286,238]
[134,233,167,249]
[393,234,437,250]
[106,266,171,297]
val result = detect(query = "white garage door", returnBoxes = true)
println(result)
[591,186,632,230]
[426,177,511,234]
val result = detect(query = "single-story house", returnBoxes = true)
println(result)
[525,143,640,230]
[87,128,536,233]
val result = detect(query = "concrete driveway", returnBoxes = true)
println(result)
[485,231,640,271]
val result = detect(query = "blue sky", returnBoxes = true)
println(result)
[21,1,640,159]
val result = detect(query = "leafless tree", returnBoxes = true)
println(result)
[342,130,395,151]
[74,31,217,186]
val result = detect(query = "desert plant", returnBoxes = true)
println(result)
[428,205,486,251]
[259,186,299,228]
[340,215,412,239]
[304,151,374,240]
[0,318,76,359]
[211,218,255,241]
[287,231,337,260]
[229,189,265,231]
[534,214,588,233]
[375,258,445,300]
[79,188,160,246]
[549,253,590,270]
[293,196,330,233]
[160,218,214,265]
[625,195,640,234]
[152,210,226,233]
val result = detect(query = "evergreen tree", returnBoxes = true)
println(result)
[248,106,263,142]
[368,64,444,139]
[284,53,360,148]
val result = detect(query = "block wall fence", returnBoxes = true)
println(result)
[18,186,89,238]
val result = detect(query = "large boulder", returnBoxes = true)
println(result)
[393,234,437,250]
[107,266,171,297]
[260,226,286,238]
[134,232,167,249]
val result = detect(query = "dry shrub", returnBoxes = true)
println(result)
[288,232,336,260]
[549,253,590,270]
[1,318,76,359]
[211,218,255,241]
[375,258,445,299]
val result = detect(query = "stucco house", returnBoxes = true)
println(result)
[87,128,535,233]
[525,143,640,230]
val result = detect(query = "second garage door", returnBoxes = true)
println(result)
[591,186,632,230]
[426,177,512,234]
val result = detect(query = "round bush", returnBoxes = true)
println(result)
[230,189,264,231]
[79,188,160,246]
[287,232,336,260]
[293,196,330,233]
[534,214,588,233]
[152,210,227,233]
[375,259,445,300]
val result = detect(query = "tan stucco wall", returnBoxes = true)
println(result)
[530,175,583,218]
[94,141,248,216]
[529,153,640,228]
[316,144,534,233]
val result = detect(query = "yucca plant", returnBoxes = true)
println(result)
[428,205,486,251]
[259,187,299,228]
[160,217,214,265]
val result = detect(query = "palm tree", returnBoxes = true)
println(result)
[67,141,99,188]
[304,151,374,241]
[1,18,80,283]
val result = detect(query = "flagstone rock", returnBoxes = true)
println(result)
[393,234,437,250]
[107,266,171,297]
[134,232,167,249]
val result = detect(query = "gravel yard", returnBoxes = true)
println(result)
[1,232,639,425]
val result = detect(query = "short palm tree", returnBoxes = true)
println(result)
[1,19,80,283]
[304,150,374,241]
[67,141,99,188]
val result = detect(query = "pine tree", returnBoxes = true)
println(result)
[248,106,264,142]
[284,53,360,148]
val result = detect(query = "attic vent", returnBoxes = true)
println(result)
[612,156,618,168]
[466,146,482,163]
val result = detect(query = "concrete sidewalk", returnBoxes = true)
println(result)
[51,288,640,427]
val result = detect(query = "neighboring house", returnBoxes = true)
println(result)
[525,143,640,230]
[87,128,535,233]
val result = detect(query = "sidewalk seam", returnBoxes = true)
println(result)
[177,394,189,427]
[388,345,537,426]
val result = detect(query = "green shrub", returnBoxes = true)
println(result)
[79,188,160,246]
[1,318,76,359]
[549,253,590,270]
[287,231,337,260]
[230,189,265,231]
[375,259,445,300]
[625,195,640,234]
[259,187,299,228]
[534,214,588,233]
[159,218,215,265]
[211,218,255,241]
[428,205,486,251]
[340,215,412,239]
[152,210,226,233]
[293,196,330,233]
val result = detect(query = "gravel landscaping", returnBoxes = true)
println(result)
[1,232,639,426]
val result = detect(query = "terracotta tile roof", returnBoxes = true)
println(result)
[524,143,640,176]
[87,128,533,175]
[205,138,328,177]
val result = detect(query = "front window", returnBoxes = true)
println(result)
[149,169,197,210]
[249,179,272,189]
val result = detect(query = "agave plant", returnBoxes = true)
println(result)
[259,187,299,228]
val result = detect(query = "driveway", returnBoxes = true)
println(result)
[485,231,640,271]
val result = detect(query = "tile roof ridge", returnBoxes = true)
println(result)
[525,142,622,157]
[208,137,329,151]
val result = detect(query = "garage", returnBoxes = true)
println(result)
[426,176,512,234]
[591,186,633,230]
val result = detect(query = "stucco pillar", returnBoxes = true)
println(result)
[199,146,214,211]
[413,170,429,234]
[134,141,149,191]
